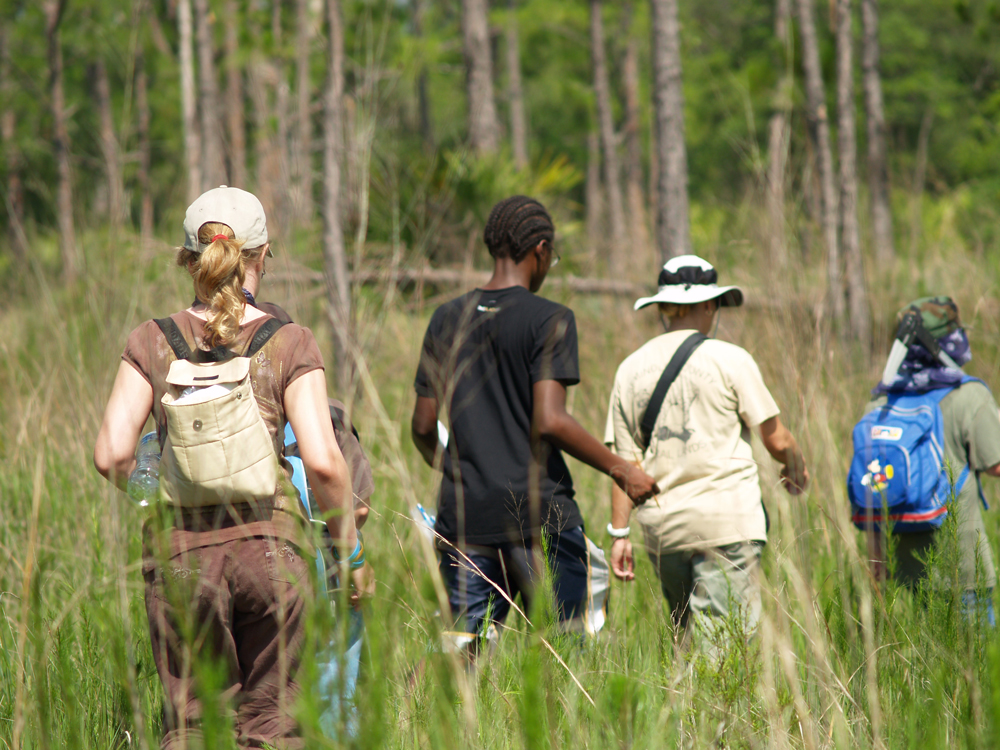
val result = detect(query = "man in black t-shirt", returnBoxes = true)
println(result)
[412,195,658,646]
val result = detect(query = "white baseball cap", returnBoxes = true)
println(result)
[182,185,270,255]
[633,254,743,311]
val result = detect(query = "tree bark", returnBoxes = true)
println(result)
[585,130,603,268]
[837,0,870,348]
[293,0,314,221]
[224,0,247,188]
[461,0,499,155]
[413,0,434,150]
[796,0,842,323]
[506,0,528,169]
[861,0,894,263]
[93,60,125,228]
[272,0,292,230]
[45,0,78,281]
[622,2,650,265]
[590,0,626,267]
[194,0,226,188]
[650,0,691,260]
[0,21,26,260]
[767,0,792,269]
[324,0,351,392]
[178,0,201,202]
[136,50,154,244]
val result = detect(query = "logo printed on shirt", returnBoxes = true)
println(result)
[477,304,501,313]
[871,425,903,441]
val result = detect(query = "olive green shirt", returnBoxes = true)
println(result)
[866,381,1000,589]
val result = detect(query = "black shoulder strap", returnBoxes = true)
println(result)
[245,318,287,357]
[638,332,707,450]
[154,318,193,361]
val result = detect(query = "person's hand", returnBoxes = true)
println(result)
[610,537,634,581]
[780,462,809,495]
[348,561,375,610]
[613,463,660,505]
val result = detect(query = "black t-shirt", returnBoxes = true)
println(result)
[414,286,584,545]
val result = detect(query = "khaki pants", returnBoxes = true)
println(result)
[144,536,313,750]
[648,541,763,640]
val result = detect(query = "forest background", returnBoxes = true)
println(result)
[5,0,1000,748]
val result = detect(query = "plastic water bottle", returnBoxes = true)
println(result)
[127,431,161,506]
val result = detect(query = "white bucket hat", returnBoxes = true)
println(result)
[183,185,271,255]
[633,254,744,311]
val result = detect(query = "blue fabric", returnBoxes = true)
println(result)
[961,589,996,628]
[874,328,972,395]
[439,526,591,635]
[283,423,363,740]
[848,379,979,532]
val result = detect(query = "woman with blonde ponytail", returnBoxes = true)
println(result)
[94,186,375,749]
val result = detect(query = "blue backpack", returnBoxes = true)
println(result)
[847,377,984,532]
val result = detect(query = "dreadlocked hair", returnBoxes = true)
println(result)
[175,222,266,348]
[483,195,555,262]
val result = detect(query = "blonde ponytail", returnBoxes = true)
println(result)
[175,222,266,348]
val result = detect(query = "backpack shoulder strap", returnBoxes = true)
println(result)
[245,318,287,358]
[639,332,707,450]
[154,317,193,361]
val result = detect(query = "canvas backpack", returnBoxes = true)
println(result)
[154,316,285,508]
[847,376,984,532]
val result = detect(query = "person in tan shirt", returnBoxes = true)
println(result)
[604,255,808,641]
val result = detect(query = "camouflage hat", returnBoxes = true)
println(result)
[898,296,961,339]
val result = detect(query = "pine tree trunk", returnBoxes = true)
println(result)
[861,0,894,264]
[796,0,842,323]
[461,0,499,155]
[94,60,125,228]
[837,0,870,348]
[590,0,626,270]
[293,0,314,221]
[324,0,351,393]
[585,130,603,269]
[767,0,792,269]
[136,50,154,244]
[194,0,226,188]
[622,2,650,266]
[178,0,201,202]
[224,0,247,189]
[45,0,78,281]
[506,0,528,169]
[650,0,691,260]
[273,0,292,231]
[0,21,26,259]
[414,0,434,150]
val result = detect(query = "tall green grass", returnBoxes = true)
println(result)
[3,211,1000,749]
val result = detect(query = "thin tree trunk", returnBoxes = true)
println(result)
[622,2,650,265]
[461,0,499,155]
[862,0,894,263]
[590,0,626,269]
[413,0,434,150]
[837,0,870,348]
[45,0,78,281]
[506,0,528,169]
[94,60,125,228]
[194,0,226,188]
[136,50,154,244]
[650,0,691,260]
[224,0,247,188]
[178,0,201,202]
[767,0,792,269]
[272,0,292,230]
[324,0,351,393]
[0,21,26,260]
[585,130,603,269]
[796,0,842,323]
[293,0,314,221]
